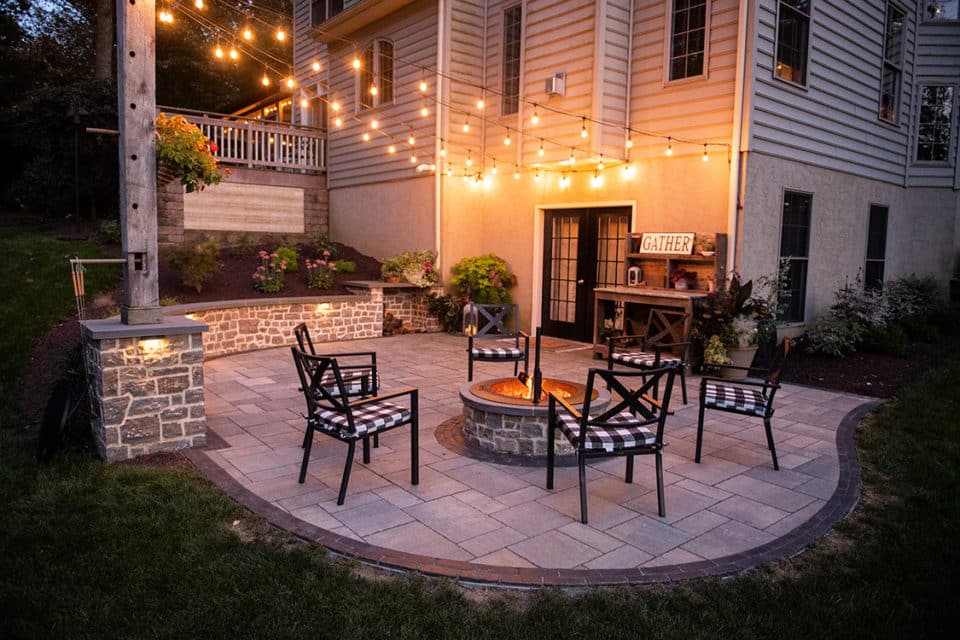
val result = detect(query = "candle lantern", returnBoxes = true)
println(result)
[462,301,479,336]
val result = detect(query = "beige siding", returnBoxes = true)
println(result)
[184,182,305,234]
[293,0,327,126]
[446,0,485,174]
[325,0,440,188]
[599,0,632,153]
[749,0,916,184]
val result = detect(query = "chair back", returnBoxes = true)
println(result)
[468,304,521,340]
[294,322,316,355]
[579,366,677,446]
[291,347,354,427]
[643,309,691,353]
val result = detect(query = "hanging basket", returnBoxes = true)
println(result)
[156,160,178,187]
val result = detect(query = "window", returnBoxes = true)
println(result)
[501,6,522,115]
[311,0,344,27]
[879,3,905,123]
[778,191,812,323]
[925,0,959,20]
[358,40,394,111]
[865,205,888,290]
[774,0,810,85]
[669,0,708,80]
[916,85,954,162]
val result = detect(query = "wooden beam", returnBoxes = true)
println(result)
[116,0,162,325]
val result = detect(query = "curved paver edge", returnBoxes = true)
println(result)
[183,398,882,589]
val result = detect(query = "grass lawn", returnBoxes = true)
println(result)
[1,229,958,638]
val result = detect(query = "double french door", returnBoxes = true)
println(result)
[541,207,630,342]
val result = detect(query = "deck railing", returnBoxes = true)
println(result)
[158,106,326,173]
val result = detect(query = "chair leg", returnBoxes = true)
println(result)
[763,417,780,471]
[362,436,371,464]
[578,452,588,524]
[678,366,688,405]
[513,361,519,377]
[625,455,634,483]
[546,415,556,490]
[695,399,706,464]
[655,450,666,517]
[298,425,314,484]
[301,427,310,449]
[373,433,379,449]
[410,396,419,486]
[336,441,357,505]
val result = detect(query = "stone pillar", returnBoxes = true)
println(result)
[82,316,208,461]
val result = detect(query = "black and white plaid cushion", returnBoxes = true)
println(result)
[315,369,374,398]
[311,401,411,439]
[612,350,682,368]
[555,410,657,452]
[702,381,768,416]
[471,346,524,360]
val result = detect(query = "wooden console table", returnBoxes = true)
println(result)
[592,286,707,356]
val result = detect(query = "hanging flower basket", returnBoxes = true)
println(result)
[155,113,229,192]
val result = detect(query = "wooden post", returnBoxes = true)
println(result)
[116,0,162,325]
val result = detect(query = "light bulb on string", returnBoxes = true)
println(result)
[286,77,295,89]
[334,116,343,127]
[362,132,371,142]
[352,56,361,70]
[420,103,429,117]
[243,26,253,41]
[531,105,539,126]
[702,144,709,162]
[665,138,673,157]
[597,155,604,171]
[387,145,396,154]
[504,129,511,146]
[538,139,545,157]
[580,117,588,139]
[407,133,416,146]
[331,100,341,112]
[300,96,308,109]
[194,0,203,8]
[465,150,473,168]
[514,164,521,180]
[534,170,542,183]
[560,173,570,188]
[410,154,418,164]
[591,170,603,187]
[419,75,428,92]
[476,92,485,110]
[229,47,238,60]
[462,116,470,133]
[312,60,321,72]
[214,45,223,59]
[371,119,379,129]
[276,29,286,42]
[261,72,270,87]
[439,141,446,157]
[625,129,633,149]
[369,84,378,96]
[568,149,576,165]
[623,162,635,177]
[491,159,497,174]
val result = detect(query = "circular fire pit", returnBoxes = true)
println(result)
[459,377,610,457]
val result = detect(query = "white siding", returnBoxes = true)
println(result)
[294,0,328,126]
[445,0,485,175]
[748,0,916,185]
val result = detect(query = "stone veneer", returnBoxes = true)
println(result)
[82,317,208,462]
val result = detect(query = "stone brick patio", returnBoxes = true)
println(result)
[188,332,877,587]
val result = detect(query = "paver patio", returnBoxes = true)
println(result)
[190,332,877,587]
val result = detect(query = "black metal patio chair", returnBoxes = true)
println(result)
[464,303,530,381]
[606,308,691,404]
[291,347,419,504]
[695,338,793,471]
[547,365,677,522]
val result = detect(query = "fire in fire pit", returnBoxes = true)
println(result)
[469,377,591,406]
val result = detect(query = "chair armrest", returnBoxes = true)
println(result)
[349,387,418,408]
[700,375,778,390]
[626,389,675,415]
[608,334,646,345]
[548,392,582,420]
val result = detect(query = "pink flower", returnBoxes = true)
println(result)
[270,252,279,258]
[258,250,268,258]
[323,250,330,257]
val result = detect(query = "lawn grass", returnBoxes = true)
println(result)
[1,230,958,638]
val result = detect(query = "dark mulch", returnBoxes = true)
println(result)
[157,242,382,304]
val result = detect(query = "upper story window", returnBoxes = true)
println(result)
[879,3,905,123]
[916,85,955,162]
[925,1,959,20]
[312,0,345,27]
[669,0,708,81]
[775,0,810,85]
[358,40,394,111]
[501,6,522,115]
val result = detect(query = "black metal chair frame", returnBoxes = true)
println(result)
[291,347,419,505]
[547,366,677,522]
[606,308,691,404]
[695,338,793,471]
[294,322,380,449]
[466,303,530,381]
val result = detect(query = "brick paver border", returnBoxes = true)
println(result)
[184,399,882,588]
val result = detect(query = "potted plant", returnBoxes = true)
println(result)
[695,234,716,256]
[670,267,698,290]
[380,257,404,283]
[691,271,780,378]
[155,113,229,193]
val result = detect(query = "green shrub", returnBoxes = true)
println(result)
[862,323,909,356]
[427,293,462,333]
[224,232,252,258]
[274,245,299,272]
[315,234,337,260]
[802,317,862,357]
[99,219,122,245]
[170,238,220,293]
[884,275,942,323]
[332,259,355,273]
[450,253,516,304]
[159,296,180,307]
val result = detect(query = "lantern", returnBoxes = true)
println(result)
[462,301,479,336]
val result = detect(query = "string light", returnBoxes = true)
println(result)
[462,116,470,133]
[476,92,485,110]
[439,141,446,157]
[369,84,378,96]
[591,170,603,187]
[387,145,396,154]
[580,117,588,138]
[665,138,673,157]
[229,47,238,60]
[334,116,343,127]
[420,103,429,117]
[243,26,253,41]
[560,173,570,188]
[514,164,521,180]
[531,104,540,126]
[534,170,542,182]
[465,150,473,168]
[371,119,379,129]
[504,129,511,146]
[410,154,418,163]
[312,60,321,72]
[194,0,203,9]
[214,45,223,59]
[286,77,295,89]
[352,56,361,70]
[491,159,497,174]
[407,133,416,146]
[300,96,308,109]
[261,72,270,87]
[597,155,604,171]
[419,76,428,92]
[158,8,174,24]
[331,100,341,112]
[568,148,576,165]
[276,29,286,42]
[362,132,371,142]
[538,139,545,157]
[625,130,633,149]
[623,162,635,177]
[702,144,709,162]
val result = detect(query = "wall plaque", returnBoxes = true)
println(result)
[637,232,695,254]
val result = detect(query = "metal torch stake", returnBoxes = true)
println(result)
[532,326,543,404]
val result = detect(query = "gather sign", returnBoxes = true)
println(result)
[637,232,695,254]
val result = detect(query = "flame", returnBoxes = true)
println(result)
[524,377,533,400]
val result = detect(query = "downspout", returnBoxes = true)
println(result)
[434,0,447,272]
[727,0,753,274]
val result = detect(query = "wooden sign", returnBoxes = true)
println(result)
[637,233,695,255]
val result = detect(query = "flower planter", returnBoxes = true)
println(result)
[156,160,178,187]
[721,345,758,380]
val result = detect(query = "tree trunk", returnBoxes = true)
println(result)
[94,0,113,81]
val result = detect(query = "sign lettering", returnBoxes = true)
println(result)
[637,233,695,255]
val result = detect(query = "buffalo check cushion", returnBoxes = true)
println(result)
[471,346,524,360]
[315,369,374,398]
[311,401,411,438]
[702,381,768,416]
[555,410,656,452]
[612,350,682,368]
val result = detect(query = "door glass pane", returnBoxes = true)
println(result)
[549,215,579,323]
[595,213,629,287]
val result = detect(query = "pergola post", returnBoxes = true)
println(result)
[116,0,161,325]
